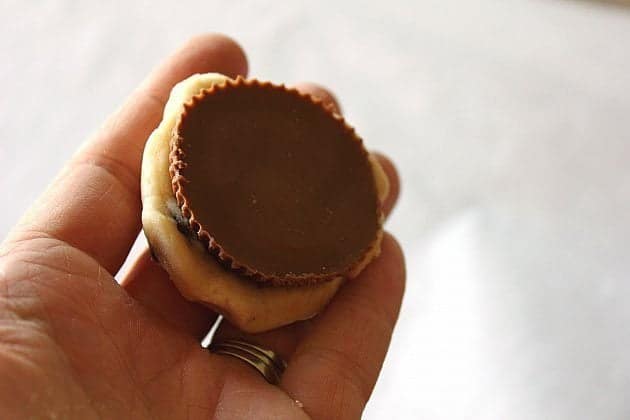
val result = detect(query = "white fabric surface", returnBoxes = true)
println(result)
[2,0,630,418]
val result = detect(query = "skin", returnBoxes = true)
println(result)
[0,34,405,420]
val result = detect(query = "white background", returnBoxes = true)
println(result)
[2,1,630,418]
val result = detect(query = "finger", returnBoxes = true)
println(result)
[213,232,404,395]
[373,153,400,218]
[281,233,405,419]
[6,34,248,276]
[292,82,342,114]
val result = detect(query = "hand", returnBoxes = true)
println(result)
[0,34,404,420]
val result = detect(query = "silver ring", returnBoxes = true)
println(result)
[211,339,287,385]
[204,316,287,385]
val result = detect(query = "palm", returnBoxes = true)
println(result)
[0,34,404,420]
[1,237,310,418]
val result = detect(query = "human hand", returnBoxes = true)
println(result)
[0,34,404,419]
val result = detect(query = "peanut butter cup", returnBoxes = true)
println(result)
[169,78,381,286]
[141,73,388,332]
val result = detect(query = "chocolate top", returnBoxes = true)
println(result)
[170,80,381,285]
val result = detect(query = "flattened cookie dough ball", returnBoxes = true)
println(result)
[141,73,388,332]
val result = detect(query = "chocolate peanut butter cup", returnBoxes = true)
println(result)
[141,73,388,332]
[169,78,382,286]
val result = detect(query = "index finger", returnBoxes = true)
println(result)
[5,34,248,275]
